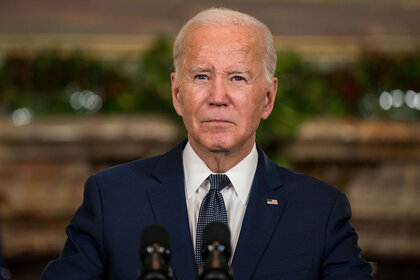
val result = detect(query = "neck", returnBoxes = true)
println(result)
[188,138,255,173]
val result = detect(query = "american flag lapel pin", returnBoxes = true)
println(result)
[266,198,278,205]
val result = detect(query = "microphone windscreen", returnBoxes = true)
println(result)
[202,222,231,251]
[140,224,171,250]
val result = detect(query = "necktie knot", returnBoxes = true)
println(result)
[208,174,231,192]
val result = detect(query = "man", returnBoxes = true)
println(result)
[42,8,373,279]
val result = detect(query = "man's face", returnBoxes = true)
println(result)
[171,25,277,155]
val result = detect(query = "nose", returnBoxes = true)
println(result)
[208,77,229,106]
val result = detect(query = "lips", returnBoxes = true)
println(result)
[203,119,233,124]
[206,119,230,122]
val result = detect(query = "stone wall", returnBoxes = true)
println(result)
[0,115,181,262]
[284,118,420,279]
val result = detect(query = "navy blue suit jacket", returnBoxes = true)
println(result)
[42,140,372,279]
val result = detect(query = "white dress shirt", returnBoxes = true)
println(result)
[182,141,258,260]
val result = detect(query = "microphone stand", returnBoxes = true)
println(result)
[199,241,233,280]
[138,243,172,280]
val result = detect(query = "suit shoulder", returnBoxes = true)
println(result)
[91,140,186,181]
[90,154,162,184]
[274,164,342,200]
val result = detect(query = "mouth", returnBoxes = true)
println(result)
[203,119,233,124]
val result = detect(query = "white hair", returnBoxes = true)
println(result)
[173,8,277,82]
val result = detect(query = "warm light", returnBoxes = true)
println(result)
[70,90,102,113]
[379,91,392,110]
[404,90,417,108]
[379,89,420,112]
[416,93,420,111]
[391,89,404,108]
[11,108,33,126]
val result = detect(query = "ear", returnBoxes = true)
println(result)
[171,72,183,117]
[261,77,278,120]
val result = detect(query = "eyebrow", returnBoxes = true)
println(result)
[228,70,251,75]
[190,68,250,74]
[188,68,252,78]
[189,67,212,74]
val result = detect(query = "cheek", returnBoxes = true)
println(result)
[238,89,266,116]
[178,88,206,121]
[185,84,209,103]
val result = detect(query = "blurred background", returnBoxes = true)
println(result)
[0,0,419,279]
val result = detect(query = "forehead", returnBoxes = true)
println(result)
[182,24,264,68]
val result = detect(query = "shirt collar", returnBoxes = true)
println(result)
[182,141,258,206]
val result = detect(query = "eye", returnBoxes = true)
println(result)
[195,74,208,80]
[232,76,245,82]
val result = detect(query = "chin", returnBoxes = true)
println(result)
[208,146,231,153]
[200,137,234,153]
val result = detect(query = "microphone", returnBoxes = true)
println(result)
[199,222,233,280]
[138,224,172,280]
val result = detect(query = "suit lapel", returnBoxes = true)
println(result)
[231,147,287,280]
[145,141,286,280]
[146,140,197,280]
